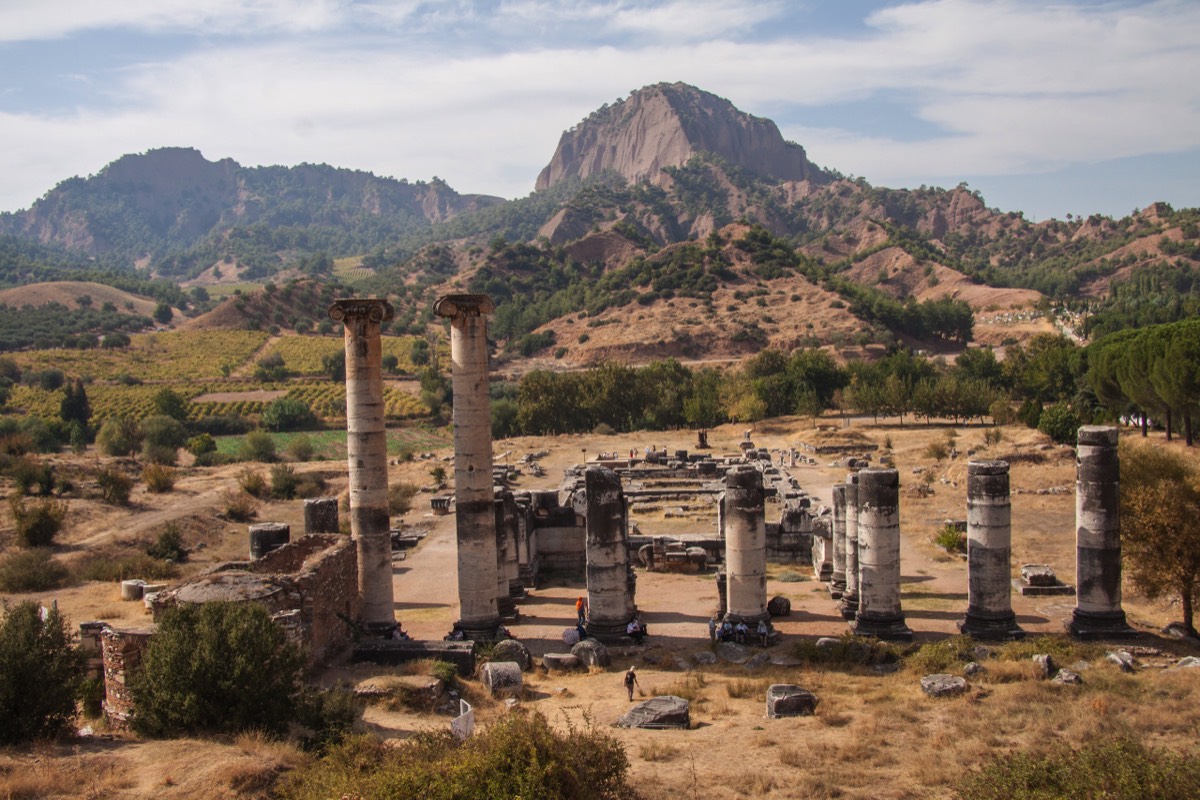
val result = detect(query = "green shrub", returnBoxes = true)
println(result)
[73,551,179,583]
[924,440,949,461]
[239,430,277,462]
[0,549,70,592]
[186,432,217,456]
[9,456,57,496]
[275,712,636,800]
[388,482,419,516]
[141,442,178,466]
[141,415,188,450]
[956,733,1200,799]
[222,490,258,522]
[271,464,300,500]
[261,398,317,432]
[903,636,979,674]
[286,435,315,462]
[295,687,363,753]
[79,676,105,719]
[96,416,141,457]
[0,602,84,745]
[1038,404,1081,445]
[96,466,133,506]
[237,467,268,498]
[11,495,67,547]
[131,602,305,737]
[934,524,967,555]
[142,463,176,493]
[146,524,187,563]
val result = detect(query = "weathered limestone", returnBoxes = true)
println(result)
[1067,426,1136,639]
[616,696,690,729]
[852,469,912,641]
[584,467,636,642]
[830,484,848,597]
[959,461,1024,640]
[303,497,339,534]
[248,522,290,559]
[920,674,967,698]
[723,467,771,633]
[765,685,819,718]
[434,294,501,640]
[481,662,523,697]
[839,473,861,620]
[330,298,396,636]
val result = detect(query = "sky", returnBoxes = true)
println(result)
[0,0,1198,221]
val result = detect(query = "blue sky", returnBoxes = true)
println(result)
[0,0,1197,221]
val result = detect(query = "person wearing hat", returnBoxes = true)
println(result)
[623,666,639,701]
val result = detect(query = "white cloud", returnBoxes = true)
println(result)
[0,0,346,42]
[0,0,1197,214]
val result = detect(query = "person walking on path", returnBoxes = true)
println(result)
[624,666,640,701]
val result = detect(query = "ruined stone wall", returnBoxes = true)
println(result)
[286,535,359,664]
[100,627,155,730]
[534,527,586,571]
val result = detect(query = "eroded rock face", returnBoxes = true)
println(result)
[571,638,612,668]
[536,83,826,192]
[920,674,968,698]
[766,685,818,718]
[481,661,523,696]
[492,639,532,671]
[616,695,690,729]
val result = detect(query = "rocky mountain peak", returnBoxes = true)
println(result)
[535,82,826,191]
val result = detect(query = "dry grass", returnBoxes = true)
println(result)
[638,741,680,762]
[0,750,133,800]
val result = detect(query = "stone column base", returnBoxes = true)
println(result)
[362,620,399,639]
[585,617,636,645]
[851,613,912,642]
[497,596,519,619]
[958,612,1025,641]
[723,610,771,627]
[817,563,834,582]
[838,592,859,620]
[456,617,503,642]
[1065,609,1137,640]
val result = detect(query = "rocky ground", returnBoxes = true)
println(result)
[3,417,1199,799]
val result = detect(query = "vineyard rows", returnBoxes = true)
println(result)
[262,335,422,376]
[9,330,270,381]
[10,379,427,423]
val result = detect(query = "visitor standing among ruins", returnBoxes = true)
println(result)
[624,666,639,701]
[576,595,588,624]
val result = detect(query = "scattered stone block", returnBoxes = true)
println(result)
[1173,657,1200,669]
[716,642,750,664]
[767,596,792,617]
[744,651,771,670]
[1162,622,1195,640]
[1021,564,1056,586]
[542,653,582,671]
[352,640,476,676]
[692,651,717,665]
[616,696,690,729]
[921,674,968,698]
[492,639,532,671]
[1014,563,1075,596]
[1032,654,1057,680]
[1051,669,1083,685]
[481,662,523,697]
[561,628,582,646]
[119,580,145,601]
[964,662,987,678]
[765,685,818,718]
[1107,651,1136,673]
[571,638,611,668]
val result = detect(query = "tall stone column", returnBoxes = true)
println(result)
[585,467,635,642]
[1067,426,1135,639]
[852,468,912,641]
[830,484,848,598]
[839,473,861,620]
[329,299,395,636]
[434,294,501,640]
[723,466,771,630]
[959,460,1024,640]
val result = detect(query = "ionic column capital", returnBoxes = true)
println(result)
[434,294,495,319]
[329,298,395,324]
